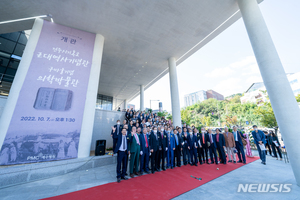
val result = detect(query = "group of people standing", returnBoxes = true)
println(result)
[111,110,250,183]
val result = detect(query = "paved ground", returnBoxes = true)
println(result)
[0,152,299,200]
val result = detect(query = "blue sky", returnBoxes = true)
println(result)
[130,0,300,112]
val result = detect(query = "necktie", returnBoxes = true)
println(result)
[210,134,212,143]
[117,125,119,135]
[168,134,170,144]
[217,134,219,142]
[145,134,148,148]
[123,136,126,150]
[202,133,205,144]
[175,134,178,145]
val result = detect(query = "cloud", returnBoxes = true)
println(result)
[245,75,263,84]
[229,56,256,69]
[213,78,243,97]
[205,66,235,78]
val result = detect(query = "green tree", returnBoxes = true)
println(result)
[181,108,191,125]
[254,101,277,128]
[296,94,300,102]
[157,111,168,117]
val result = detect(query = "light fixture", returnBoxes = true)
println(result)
[51,18,54,23]
[0,14,51,24]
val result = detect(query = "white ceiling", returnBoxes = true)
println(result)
[0,0,263,105]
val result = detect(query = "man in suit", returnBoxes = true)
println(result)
[173,129,182,167]
[182,127,191,164]
[223,127,236,163]
[114,128,130,182]
[166,127,175,169]
[252,125,267,165]
[158,125,168,171]
[111,120,123,153]
[149,126,160,174]
[215,128,226,164]
[187,128,198,166]
[129,127,141,178]
[207,129,218,165]
[232,126,246,164]
[181,128,189,165]
[199,127,209,164]
[139,128,150,174]
[195,128,203,165]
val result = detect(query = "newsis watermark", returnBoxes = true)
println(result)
[237,184,292,193]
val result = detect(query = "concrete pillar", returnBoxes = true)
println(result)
[238,0,300,186]
[140,85,144,111]
[124,99,127,110]
[0,19,44,149]
[168,57,182,127]
[77,34,104,158]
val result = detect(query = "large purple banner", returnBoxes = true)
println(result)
[0,21,96,165]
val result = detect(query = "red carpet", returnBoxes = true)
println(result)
[44,157,259,200]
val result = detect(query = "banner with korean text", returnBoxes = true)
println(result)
[0,21,96,165]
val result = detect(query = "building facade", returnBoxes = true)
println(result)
[206,90,225,101]
[241,72,300,105]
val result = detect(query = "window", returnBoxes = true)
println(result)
[96,94,113,110]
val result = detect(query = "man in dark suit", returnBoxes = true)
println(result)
[199,127,209,164]
[252,125,267,165]
[187,129,198,166]
[158,125,168,171]
[114,128,130,182]
[174,128,183,167]
[215,128,226,164]
[149,126,159,174]
[232,126,246,164]
[111,120,123,153]
[207,129,218,165]
[139,128,150,174]
[181,129,189,165]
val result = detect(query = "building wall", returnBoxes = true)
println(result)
[206,90,224,100]
[0,96,7,118]
[90,109,125,151]
[184,90,207,107]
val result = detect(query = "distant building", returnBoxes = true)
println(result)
[159,102,163,112]
[184,89,224,107]
[241,71,300,105]
[184,90,207,107]
[206,90,224,101]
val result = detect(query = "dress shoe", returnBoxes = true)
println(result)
[233,161,236,163]
[228,160,232,163]
[237,160,242,163]
[130,174,134,178]
[152,171,155,174]
[195,164,198,166]
[171,166,174,169]
[145,171,150,174]
[190,163,193,166]
[243,162,246,164]
[157,169,161,172]
[200,162,203,165]
[117,178,121,183]
[162,168,166,171]
[121,177,128,180]
[210,162,214,164]
[134,172,140,176]
[125,173,128,176]
[140,172,144,175]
